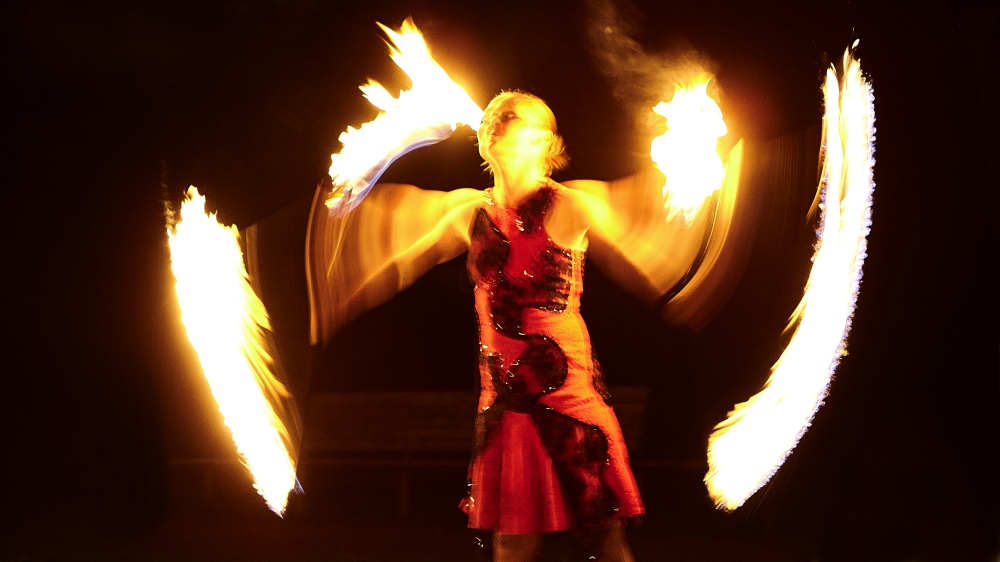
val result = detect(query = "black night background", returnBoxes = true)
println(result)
[3,0,998,560]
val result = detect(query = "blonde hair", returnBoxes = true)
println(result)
[480,91,569,176]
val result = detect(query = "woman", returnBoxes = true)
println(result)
[449,91,643,561]
[308,91,690,561]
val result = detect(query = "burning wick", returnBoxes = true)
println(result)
[650,77,728,222]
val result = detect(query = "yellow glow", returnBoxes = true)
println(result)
[327,18,484,211]
[705,46,875,510]
[650,77,728,222]
[167,187,297,516]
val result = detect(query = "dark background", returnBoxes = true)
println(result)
[3,0,998,560]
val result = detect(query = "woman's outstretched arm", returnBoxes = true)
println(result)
[561,144,749,330]
[307,180,481,345]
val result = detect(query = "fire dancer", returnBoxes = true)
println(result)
[181,16,870,541]
[310,90,653,561]
[459,91,644,562]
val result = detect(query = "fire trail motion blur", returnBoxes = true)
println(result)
[167,18,873,515]
[167,188,298,516]
[167,19,483,515]
[705,46,875,510]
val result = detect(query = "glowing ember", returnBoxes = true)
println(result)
[705,45,875,510]
[326,18,484,213]
[167,187,298,516]
[650,77,728,222]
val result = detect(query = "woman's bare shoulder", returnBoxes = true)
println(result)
[552,180,610,210]
[444,187,486,203]
[442,188,486,245]
[559,179,609,196]
[550,180,613,233]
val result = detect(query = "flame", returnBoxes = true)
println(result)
[650,77,728,222]
[326,18,484,213]
[167,187,298,516]
[705,45,875,510]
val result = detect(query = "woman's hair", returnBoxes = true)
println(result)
[481,91,569,176]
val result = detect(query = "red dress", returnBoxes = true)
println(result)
[460,184,644,534]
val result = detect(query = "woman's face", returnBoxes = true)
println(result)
[478,96,553,163]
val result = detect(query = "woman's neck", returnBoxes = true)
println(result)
[491,163,548,208]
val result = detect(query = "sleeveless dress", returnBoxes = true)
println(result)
[460,184,644,534]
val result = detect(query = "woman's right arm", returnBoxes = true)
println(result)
[307,182,481,344]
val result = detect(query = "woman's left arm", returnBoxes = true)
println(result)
[561,148,749,330]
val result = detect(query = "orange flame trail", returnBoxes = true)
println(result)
[167,187,298,516]
[326,19,483,213]
[705,45,875,510]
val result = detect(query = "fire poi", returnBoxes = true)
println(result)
[167,18,874,531]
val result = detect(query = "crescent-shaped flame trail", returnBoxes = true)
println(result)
[168,187,298,516]
[326,18,483,214]
[705,45,875,510]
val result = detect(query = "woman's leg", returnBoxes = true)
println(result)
[593,521,635,562]
[493,532,542,562]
